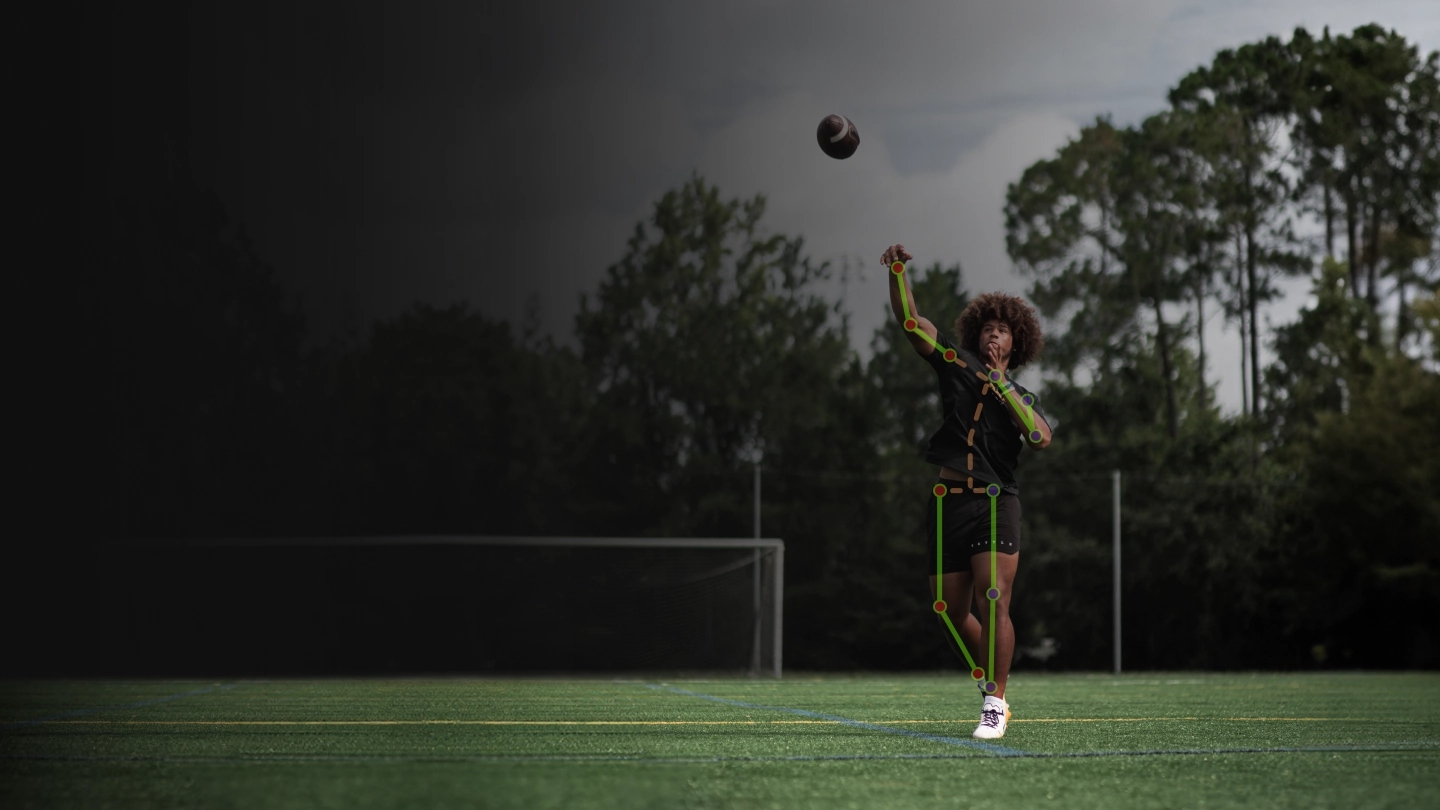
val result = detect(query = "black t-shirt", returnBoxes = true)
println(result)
[922,331,1050,495]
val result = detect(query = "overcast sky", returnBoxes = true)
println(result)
[188,0,1438,414]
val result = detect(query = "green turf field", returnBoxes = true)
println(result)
[2,673,1437,809]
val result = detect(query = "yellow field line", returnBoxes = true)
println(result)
[33,717,1369,726]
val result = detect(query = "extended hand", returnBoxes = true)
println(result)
[881,244,914,267]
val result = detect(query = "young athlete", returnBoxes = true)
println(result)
[881,243,1053,740]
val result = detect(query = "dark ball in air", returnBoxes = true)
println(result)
[817,114,860,159]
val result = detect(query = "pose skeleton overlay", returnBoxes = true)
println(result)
[882,244,1053,740]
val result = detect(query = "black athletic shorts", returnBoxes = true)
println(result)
[923,480,1021,575]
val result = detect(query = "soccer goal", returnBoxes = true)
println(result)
[456,536,785,678]
[158,535,785,678]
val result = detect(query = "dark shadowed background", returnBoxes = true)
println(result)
[21,0,1438,677]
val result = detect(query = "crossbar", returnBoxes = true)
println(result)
[179,536,785,550]
[169,535,786,678]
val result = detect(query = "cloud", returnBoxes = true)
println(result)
[210,0,1437,412]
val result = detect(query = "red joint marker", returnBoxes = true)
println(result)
[891,261,905,274]
[971,668,985,680]
[932,484,946,497]
[904,318,918,331]
[933,600,947,613]
[943,349,956,362]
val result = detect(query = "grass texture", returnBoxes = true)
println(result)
[2,672,1437,809]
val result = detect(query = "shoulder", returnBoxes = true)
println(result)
[935,331,988,367]
[928,335,986,381]
[922,330,957,366]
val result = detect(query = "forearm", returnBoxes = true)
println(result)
[888,264,917,324]
[882,246,946,359]
[992,375,1051,448]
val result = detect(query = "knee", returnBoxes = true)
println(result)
[973,584,1011,616]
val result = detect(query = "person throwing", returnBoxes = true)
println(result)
[882,243,1053,740]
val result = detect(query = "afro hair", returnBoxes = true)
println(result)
[955,292,1044,371]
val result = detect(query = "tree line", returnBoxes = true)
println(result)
[1003,24,1440,669]
[92,24,1438,672]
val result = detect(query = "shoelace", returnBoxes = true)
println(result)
[980,708,1002,728]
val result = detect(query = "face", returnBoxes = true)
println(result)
[980,319,1013,363]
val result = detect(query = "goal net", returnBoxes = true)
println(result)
[115,536,785,677]
[455,537,784,677]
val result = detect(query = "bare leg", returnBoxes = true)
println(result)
[929,572,981,668]
[969,551,1019,699]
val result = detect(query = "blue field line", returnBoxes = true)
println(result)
[645,683,1024,757]
[0,683,239,731]
[4,742,1436,766]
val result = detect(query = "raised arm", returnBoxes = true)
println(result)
[882,243,940,357]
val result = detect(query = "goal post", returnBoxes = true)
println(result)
[411,536,784,679]
[182,535,785,678]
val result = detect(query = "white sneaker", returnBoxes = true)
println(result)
[972,696,1009,739]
